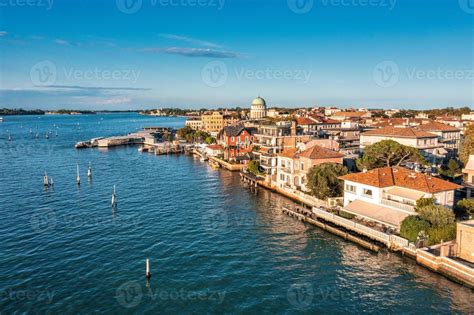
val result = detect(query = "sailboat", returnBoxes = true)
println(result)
[111,185,117,208]
[49,177,54,186]
[76,164,81,185]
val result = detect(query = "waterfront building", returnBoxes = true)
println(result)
[201,111,224,133]
[360,126,446,164]
[456,220,474,263]
[250,96,267,120]
[205,144,224,157]
[276,145,344,191]
[185,119,203,130]
[217,126,256,162]
[253,122,312,180]
[339,167,461,229]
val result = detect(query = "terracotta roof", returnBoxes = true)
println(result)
[362,126,437,138]
[298,145,344,159]
[372,118,422,127]
[339,167,461,193]
[323,118,341,124]
[296,117,317,125]
[333,111,369,117]
[418,121,460,132]
[280,148,299,158]
[207,144,223,150]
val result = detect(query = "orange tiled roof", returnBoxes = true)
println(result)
[418,121,460,132]
[339,167,461,193]
[298,145,344,159]
[362,126,437,138]
[296,117,317,125]
[333,111,368,117]
[372,118,422,127]
[279,148,299,158]
[207,144,223,150]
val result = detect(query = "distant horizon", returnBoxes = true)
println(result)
[0,104,472,112]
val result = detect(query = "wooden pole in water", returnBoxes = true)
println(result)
[76,164,81,185]
[43,172,49,186]
[87,162,92,179]
[146,258,151,279]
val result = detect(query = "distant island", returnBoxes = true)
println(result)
[0,108,45,116]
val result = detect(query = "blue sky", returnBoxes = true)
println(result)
[0,0,472,110]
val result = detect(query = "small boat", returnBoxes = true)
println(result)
[0,117,3,122]
[210,161,220,169]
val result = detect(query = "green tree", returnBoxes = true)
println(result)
[248,160,263,176]
[205,136,216,144]
[439,159,461,178]
[459,124,474,165]
[426,224,457,245]
[400,215,431,242]
[456,199,474,218]
[357,140,426,170]
[177,126,195,142]
[415,197,435,212]
[417,205,455,228]
[306,163,348,199]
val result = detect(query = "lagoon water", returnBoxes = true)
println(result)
[0,113,472,314]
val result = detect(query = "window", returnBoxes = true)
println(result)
[363,189,373,197]
[345,184,356,193]
[231,137,235,142]
[301,163,304,171]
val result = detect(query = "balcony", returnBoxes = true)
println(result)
[380,198,415,212]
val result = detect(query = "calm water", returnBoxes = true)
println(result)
[0,113,472,314]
